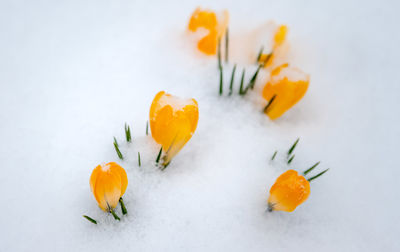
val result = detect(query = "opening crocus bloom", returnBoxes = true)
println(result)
[262,64,309,120]
[273,25,288,49]
[258,25,288,68]
[188,7,229,55]
[150,91,199,166]
[90,162,128,212]
[268,169,310,212]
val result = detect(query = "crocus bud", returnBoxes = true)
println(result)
[259,24,289,68]
[149,91,199,166]
[273,25,288,49]
[89,162,128,212]
[268,169,310,212]
[262,64,309,120]
[188,7,229,55]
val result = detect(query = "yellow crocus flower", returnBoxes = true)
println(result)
[149,91,199,166]
[188,7,229,55]
[259,24,288,68]
[268,169,310,212]
[263,64,309,120]
[89,162,128,212]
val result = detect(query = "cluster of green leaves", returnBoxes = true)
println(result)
[217,43,277,113]
[271,138,329,182]
[83,197,128,224]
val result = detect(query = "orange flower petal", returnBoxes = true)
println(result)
[270,63,289,76]
[268,170,310,212]
[149,91,199,165]
[188,8,229,55]
[197,30,218,55]
[258,25,289,68]
[108,162,128,196]
[273,25,288,49]
[188,8,217,32]
[263,66,309,120]
[89,162,128,212]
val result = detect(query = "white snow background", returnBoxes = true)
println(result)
[0,0,399,251]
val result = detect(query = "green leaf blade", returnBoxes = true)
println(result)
[308,168,329,182]
[155,146,163,163]
[219,65,223,96]
[287,154,295,164]
[113,137,124,160]
[263,94,277,114]
[119,197,128,215]
[83,215,97,224]
[271,151,278,161]
[239,69,245,95]
[303,162,320,175]
[229,64,237,96]
[288,138,300,156]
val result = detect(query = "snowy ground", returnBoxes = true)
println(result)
[1,0,399,251]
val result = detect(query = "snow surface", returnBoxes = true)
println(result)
[1,0,399,251]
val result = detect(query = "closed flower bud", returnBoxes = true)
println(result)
[89,162,128,212]
[273,25,288,49]
[188,7,229,55]
[263,64,309,120]
[259,24,289,68]
[268,169,310,212]
[149,91,199,166]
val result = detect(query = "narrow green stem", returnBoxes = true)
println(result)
[119,197,128,215]
[244,64,262,95]
[256,46,264,63]
[262,52,273,66]
[219,65,223,96]
[229,64,237,96]
[303,162,320,175]
[160,160,171,171]
[155,146,163,163]
[271,151,277,161]
[125,123,131,142]
[146,121,149,135]
[288,138,300,156]
[110,209,120,221]
[239,69,245,95]
[263,94,277,114]
[113,137,123,160]
[83,215,97,224]
[287,154,295,164]
[267,202,275,212]
[248,64,262,90]
[308,169,329,182]
[159,134,178,170]
[138,152,141,167]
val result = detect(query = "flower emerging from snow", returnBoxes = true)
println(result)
[262,64,309,120]
[268,169,310,212]
[90,162,128,212]
[188,7,229,55]
[258,24,288,68]
[149,91,199,166]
